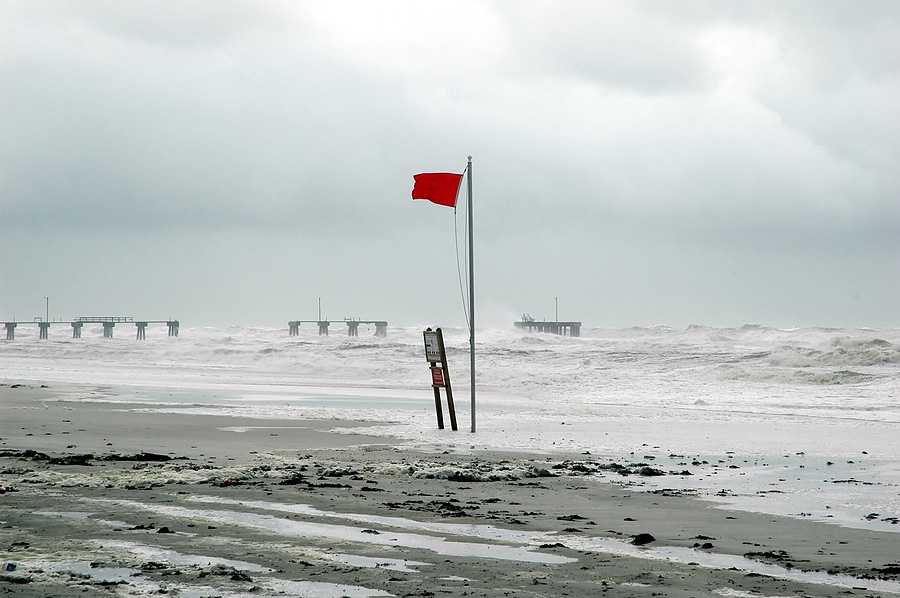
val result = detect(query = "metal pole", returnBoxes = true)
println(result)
[318,297,321,321]
[555,297,558,323]
[45,297,49,323]
[467,156,475,433]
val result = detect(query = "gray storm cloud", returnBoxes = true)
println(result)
[1,1,897,327]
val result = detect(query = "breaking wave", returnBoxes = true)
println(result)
[768,338,900,368]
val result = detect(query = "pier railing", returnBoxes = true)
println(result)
[75,316,134,323]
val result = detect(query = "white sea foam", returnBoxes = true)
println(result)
[2,324,899,530]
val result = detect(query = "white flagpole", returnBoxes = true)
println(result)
[467,155,476,433]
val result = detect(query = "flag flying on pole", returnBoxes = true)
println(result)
[411,172,463,208]
[410,158,475,433]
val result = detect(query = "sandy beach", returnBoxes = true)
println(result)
[2,383,899,598]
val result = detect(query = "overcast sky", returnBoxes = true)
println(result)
[1,1,898,330]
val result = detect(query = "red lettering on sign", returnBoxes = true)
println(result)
[431,367,445,387]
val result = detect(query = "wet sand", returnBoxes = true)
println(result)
[2,383,899,597]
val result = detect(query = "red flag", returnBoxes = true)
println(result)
[411,172,463,208]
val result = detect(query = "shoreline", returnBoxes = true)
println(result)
[4,381,900,532]
[2,383,900,597]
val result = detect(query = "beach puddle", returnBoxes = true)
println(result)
[44,560,139,582]
[97,519,133,528]
[713,589,794,598]
[329,552,429,572]
[189,496,556,545]
[81,498,900,593]
[219,425,311,433]
[95,497,574,564]
[562,535,900,595]
[151,580,392,598]
[42,558,389,598]
[98,539,273,571]
[625,456,900,535]
[33,510,93,519]
[262,578,393,597]
[82,542,389,598]
[41,560,167,595]
[179,495,900,593]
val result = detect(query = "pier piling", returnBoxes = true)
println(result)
[1,317,179,340]
[288,319,387,337]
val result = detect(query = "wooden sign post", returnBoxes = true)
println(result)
[423,327,457,431]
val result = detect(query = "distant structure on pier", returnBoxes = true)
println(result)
[289,318,388,337]
[4,317,179,340]
[514,314,581,337]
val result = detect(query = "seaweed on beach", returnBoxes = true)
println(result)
[637,466,666,476]
[198,564,253,582]
[278,472,309,486]
[320,466,358,477]
[552,459,671,477]
[744,549,800,568]
[49,454,94,466]
[99,452,180,462]
[0,450,182,466]
[874,564,900,576]
[412,466,520,482]
[0,573,33,584]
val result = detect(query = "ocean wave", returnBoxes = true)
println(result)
[719,367,880,385]
[769,338,900,368]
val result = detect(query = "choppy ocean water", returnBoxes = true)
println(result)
[2,323,899,531]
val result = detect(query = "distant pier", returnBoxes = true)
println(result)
[514,316,581,337]
[4,317,179,340]
[289,319,388,337]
